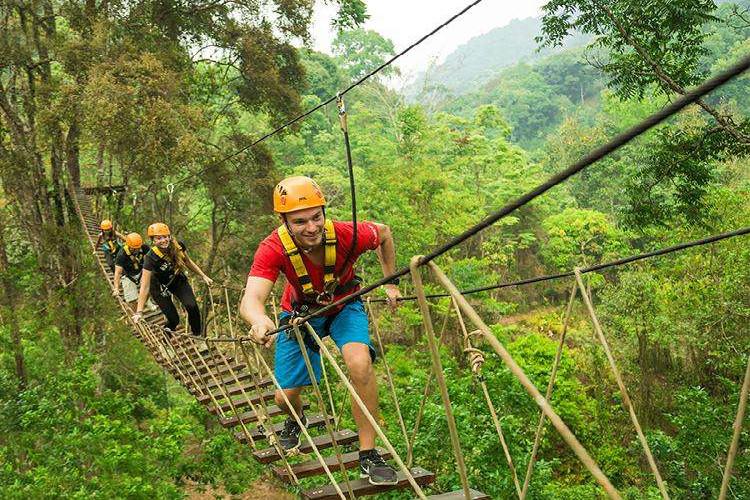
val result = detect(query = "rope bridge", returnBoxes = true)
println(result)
[68,46,750,500]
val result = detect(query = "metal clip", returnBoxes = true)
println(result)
[316,291,333,306]
[336,92,348,133]
[166,183,175,202]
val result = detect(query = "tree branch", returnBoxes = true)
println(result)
[595,0,749,143]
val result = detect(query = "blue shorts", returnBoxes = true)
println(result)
[274,299,376,389]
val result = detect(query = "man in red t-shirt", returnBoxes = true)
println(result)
[240,175,401,485]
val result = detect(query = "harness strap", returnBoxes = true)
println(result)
[323,218,337,290]
[277,219,338,301]
[124,245,142,272]
[152,245,185,277]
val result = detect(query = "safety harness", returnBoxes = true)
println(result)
[278,219,361,352]
[151,245,186,297]
[278,218,338,306]
[123,244,144,285]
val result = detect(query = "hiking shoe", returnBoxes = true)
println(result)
[359,449,398,486]
[278,413,307,452]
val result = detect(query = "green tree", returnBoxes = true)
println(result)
[332,28,397,80]
[541,208,630,270]
[537,0,748,141]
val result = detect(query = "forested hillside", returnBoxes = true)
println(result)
[1,0,749,499]
[404,16,590,99]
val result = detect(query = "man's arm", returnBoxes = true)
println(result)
[134,269,152,318]
[373,223,397,276]
[373,223,401,310]
[113,265,124,297]
[239,275,277,347]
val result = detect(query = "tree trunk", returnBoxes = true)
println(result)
[66,118,81,187]
[0,217,28,390]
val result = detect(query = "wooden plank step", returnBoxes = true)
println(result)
[145,318,167,328]
[253,428,359,464]
[428,489,490,499]
[274,447,391,481]
[197,376,274,400]
[204,389,277,414]
[198,385,273,405]
[171,350,226,368]
[234,413,329,444]
[180,360,246,378]
[204,370,257,391]
[302,466,435,500]
[180,363,247,382]
[219,402,310,428]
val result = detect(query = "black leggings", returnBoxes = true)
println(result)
[151,274,202,336]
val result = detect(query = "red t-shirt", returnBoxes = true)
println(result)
[249,221,381,314]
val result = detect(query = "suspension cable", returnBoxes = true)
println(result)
[336,93,358,279]
[172,0,486,187]
[259,53,750,336]
[370,225,750,303]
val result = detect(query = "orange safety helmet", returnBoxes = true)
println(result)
[100,219,113,230]
[125,232,143,249]
[273,176,326,214]
[147,222,171,237]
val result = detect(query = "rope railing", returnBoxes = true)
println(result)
[574,268,669,498]
[400,247,748,499]
[424,260,622,498]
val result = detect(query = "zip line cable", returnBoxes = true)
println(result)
[259,51,750,338]
[336,94,359,280]
[172,0,486,187]
[225,224,750,343]
[368,226,750,303]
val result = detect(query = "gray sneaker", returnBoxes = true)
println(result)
[359,449,398,485]
[278,413,307,452]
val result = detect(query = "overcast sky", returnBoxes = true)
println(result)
[311,0,547,84]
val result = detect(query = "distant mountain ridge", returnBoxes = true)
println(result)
[404,16,590,99]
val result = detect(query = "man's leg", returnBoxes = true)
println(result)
[330,300,397,485]
[341,342,379,450]
[275,386,304,416]
[273,322,322,452]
